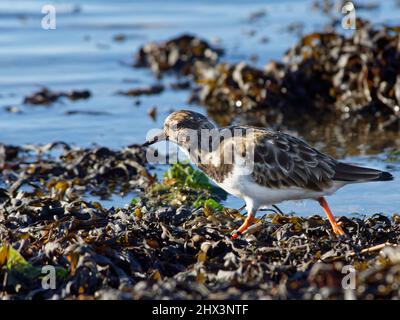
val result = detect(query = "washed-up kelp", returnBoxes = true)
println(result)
[0,142,151,201]
[133,34,223,77]
[1,146,400,300]
[193,20,400,119]
[143,162,227,210]
[134,21,400,134]
[190,61,283,113]
[117,84,164,97]
[1,189,400,299]
[281,20,400,116]
[23,88,91,106]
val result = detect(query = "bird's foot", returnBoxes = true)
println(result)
[230,229,242,240]
[230,216,254,240]
[332,223,345,236]
[330,219,345,236]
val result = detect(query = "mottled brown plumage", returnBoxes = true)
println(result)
[197,162,233,183]
[249,128,336,191]
[245,127,392,190]
[155,111,393,190]
[143,110,394,238]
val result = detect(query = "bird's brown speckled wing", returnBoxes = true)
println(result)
[248,128,337,191]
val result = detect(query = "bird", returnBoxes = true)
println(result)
[143,110,394,239]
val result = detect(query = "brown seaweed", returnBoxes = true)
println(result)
[133,34,223,77]
[133,21,400,134]
[191,20,400,121]
[117,84,164,97]
[0,142,151,200]
[1,143,399,300]
[23,88,91,106]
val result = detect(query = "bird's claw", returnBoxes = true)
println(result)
[230,229,242,240]
[332,223,346,236]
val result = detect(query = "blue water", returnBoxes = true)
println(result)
[1,0,399,215]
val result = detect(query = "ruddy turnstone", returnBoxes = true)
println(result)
[143,110,394,239]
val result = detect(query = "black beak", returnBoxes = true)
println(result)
[142,132,167,147]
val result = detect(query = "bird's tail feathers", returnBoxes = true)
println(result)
[333,162,393,183]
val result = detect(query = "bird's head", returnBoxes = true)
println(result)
[143,110,216,148]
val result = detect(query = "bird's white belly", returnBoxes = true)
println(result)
[215,168,345,207]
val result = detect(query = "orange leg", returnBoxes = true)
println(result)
[318,197,345,236]
[231,214,254,240]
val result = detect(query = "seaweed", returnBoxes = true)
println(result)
[133,34,223,77]
[117,84,164,97]
[23,88,91,106]
[0,142,151,200]
[1,142,399,299]
[190,19,400,124]
[133,22,400,156]
[385,150,400,163]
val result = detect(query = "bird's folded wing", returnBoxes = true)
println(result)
[250,130,337,191]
